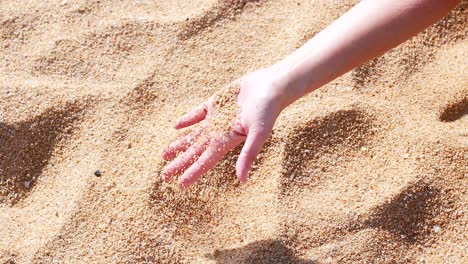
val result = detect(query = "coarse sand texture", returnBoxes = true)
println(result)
[0,0,467,263]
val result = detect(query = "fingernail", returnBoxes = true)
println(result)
[161,168,169,178]
[178,179,191,189]
[162,173,173,183]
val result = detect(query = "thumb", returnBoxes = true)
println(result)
[236,126,270,182]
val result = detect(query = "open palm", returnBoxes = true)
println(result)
[162,69,283,188]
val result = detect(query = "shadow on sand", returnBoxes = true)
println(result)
[205,239,316,264]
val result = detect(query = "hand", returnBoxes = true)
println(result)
[162,69,285,188]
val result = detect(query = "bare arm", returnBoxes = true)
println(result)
[271,0,461,109]
[162,0,461,188]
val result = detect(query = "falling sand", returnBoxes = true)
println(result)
[1,0,467,263]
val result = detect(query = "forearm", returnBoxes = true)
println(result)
[270,0,461,108]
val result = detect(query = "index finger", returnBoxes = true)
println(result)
[175,102,208,129]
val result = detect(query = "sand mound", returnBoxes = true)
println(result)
[1,0,467,263]
[0,99,90,205]
[439,95,467,122]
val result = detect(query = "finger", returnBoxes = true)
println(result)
[179,133,245,189]
[162,128,203,161]
[235,127,270,182]
[162,139,209,182]
[175,103,207,129]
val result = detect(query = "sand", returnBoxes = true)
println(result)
[0,0,467,263]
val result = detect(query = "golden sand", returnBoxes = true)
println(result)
[1,0,467,263]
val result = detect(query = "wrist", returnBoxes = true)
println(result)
[267,64,305,110]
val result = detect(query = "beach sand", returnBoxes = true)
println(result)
[1,0,467,263]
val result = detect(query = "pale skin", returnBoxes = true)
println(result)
[162,0,461,188]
